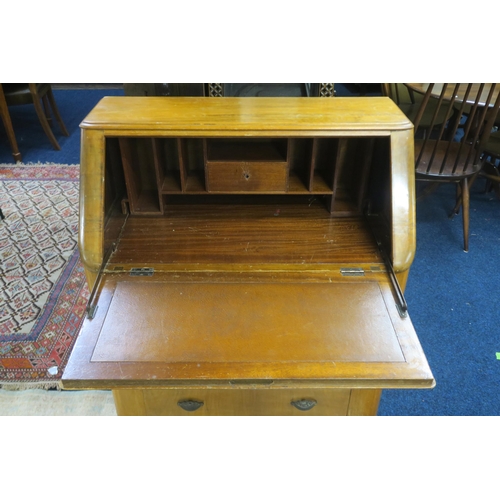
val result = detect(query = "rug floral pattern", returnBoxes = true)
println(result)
[0,165,88,388]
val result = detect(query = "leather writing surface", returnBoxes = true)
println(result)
[91,281,405,364]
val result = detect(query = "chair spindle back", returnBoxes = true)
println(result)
[414,83,500,177]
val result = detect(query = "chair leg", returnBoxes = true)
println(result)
[46,87,69,136]
[481,160,500,198]
[32,92,61,150]
[461,178,470,252]
[467,170,481,193]
[42,95,53,124]
[451,170,481,216]
[416,181,440,201]
[0,85,22,162]
[449,183,461,218]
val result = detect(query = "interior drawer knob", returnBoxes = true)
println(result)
[177,399,204,412]
[291,399,317,411]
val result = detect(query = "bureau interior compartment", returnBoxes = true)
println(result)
[118,138,163,214]
[102,135,393,268]
[105,196,383,267]
[110,136,389,218]
[205,138,288,163]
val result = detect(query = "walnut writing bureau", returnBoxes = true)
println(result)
[61,96,435,415]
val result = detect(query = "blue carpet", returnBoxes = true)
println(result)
[1,86,499,415]
[379,182,500,415]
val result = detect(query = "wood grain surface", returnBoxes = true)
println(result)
[107,201,381,266]
[81,96,412,135]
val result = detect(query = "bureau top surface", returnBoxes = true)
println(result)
[80,96,413,134]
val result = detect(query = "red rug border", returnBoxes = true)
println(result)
[0,165,86,390]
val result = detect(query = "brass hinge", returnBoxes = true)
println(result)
[130,267,154,276]
[340,267,365,277]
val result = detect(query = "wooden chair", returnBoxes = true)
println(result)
[2,83,69,150]
[412,83,500,252]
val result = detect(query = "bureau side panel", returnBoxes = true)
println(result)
[79,129,105,288]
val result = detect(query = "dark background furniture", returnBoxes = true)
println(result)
[123,83,338,97]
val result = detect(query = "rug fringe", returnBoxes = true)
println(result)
[0,381,63,391]
[0,162,79,167]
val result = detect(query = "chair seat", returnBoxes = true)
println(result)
[2,83,51,106]
[415,139,482,179]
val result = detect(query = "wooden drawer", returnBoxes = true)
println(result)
[113,388,360,416]
[206,161,288,192]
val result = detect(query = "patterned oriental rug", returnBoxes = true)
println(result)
[0,165,88,389]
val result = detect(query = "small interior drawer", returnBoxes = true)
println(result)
[206,161,288,192]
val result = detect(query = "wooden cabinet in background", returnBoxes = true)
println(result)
[61,97,435,415]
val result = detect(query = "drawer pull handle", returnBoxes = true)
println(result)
[178,399,204,412]
[291,399,317,411]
